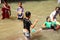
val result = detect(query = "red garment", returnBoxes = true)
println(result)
[56,25,60,30]
[1,5,10,19]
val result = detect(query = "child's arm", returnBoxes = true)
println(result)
[22,11,24,18]
[17,10,21,14]
[16,9,20,18]
[16,10,18,18]
[31,19,38,28]
[8,6,11,16]
[22,8,24,18]
[42,23,46,28]
[42,24,45,27]
[3,4,9,9]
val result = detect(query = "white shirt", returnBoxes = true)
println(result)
[50,10,56,18]
[17,7,24,14]
[50,10,57,21]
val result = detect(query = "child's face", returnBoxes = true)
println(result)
[18,3,22,7]
[29,15,31,19]
[48,18,51,22]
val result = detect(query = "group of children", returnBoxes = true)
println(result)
[42,7,60,30]
[1,1,24,20]
[0,1,38,40]
[0,1,60,40]
[1,1,11,19]
[23,7,60,40]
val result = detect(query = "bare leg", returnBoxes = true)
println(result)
[56,25,60,30]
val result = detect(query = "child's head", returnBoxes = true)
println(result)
[55,7,60,11]
[18,2,22,7]
[55,7,60,16]
[25,11,31,19]
[46,16,51,22]
[4,0,8,5]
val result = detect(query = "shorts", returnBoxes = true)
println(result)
[51,26,56,30]
[18,14,23,20]
[23,32,30,40]
[18,18,23,20]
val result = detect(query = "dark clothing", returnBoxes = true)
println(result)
[18,13,23,20]
[23,18,32,33]
[18,17,23,20]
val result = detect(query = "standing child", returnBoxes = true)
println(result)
[1,1,11,19]
[17,2,24,20]
[23,11,38,40]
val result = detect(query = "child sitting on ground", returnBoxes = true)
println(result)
[42,16,56,30]
[42,16,60,31]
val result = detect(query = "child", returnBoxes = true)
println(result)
[50,7,60,22]
[42,16,56,30]
[23,11,38,40]
[1,1,11,19]
[17,2,24,20]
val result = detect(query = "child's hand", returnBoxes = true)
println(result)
[35,19,38,22]
[31,19,38,28]
[3,5,8,9]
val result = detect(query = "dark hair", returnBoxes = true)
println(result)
[55,7,60,10]
[46,16,50,21]
[25,11,31,17]
[3,1,8,4]
[55,7,60,15]
[18,2,22,8]
[4,0,7,1]
[19,2,22,5]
